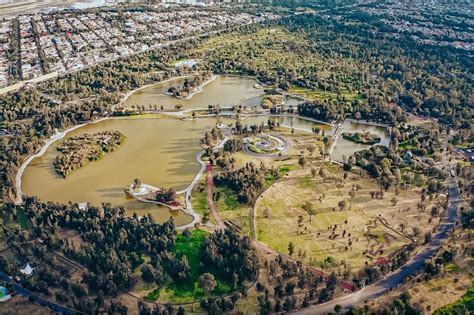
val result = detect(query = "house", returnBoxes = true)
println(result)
[20,263,34,277]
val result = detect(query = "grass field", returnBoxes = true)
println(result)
[157,229,233,303]
[288,85,364,102]
[255,164,440,273]
[434,283,474,314]
[210,128,325,237]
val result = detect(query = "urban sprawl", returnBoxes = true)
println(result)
[0,5,277,88]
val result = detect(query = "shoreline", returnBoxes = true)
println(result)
[120,74,193,105]
[165,75,218,101]
[14,117,108,205]
[15,74,372,229]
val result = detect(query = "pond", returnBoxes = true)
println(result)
[125,76,263,111]
[331,119,391,162]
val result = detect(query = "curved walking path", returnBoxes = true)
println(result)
[294,138,459,314]
[175,136,228,230]
[14,117,108,205]
[175,150,206,230]
[242,133,291,158]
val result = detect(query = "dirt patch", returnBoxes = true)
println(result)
[0,295,53,315]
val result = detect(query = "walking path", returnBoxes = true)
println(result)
[327,122,343,158]
[14,117,108,205]
[206,162,226,229]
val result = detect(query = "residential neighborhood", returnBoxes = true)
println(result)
[0,4,277,87]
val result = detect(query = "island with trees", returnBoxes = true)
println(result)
[53,131,125,177]
[166,72,214,99]
[342,131,382,145]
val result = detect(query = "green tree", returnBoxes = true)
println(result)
[302,201,316,222]
[199,272,216,296]
[288,242,295,256]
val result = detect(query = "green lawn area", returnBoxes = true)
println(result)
[192,178,208,216]
[16,207,29,230]
[159,229,233,303]
[144,287,161,302]
[399,141,417,150]
[288,85,363,102]
[211,184,253,237]
[214,186,239,211]
[278,164,297,175]
[434,283,474,314]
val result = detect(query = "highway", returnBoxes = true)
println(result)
[295,139,459,314]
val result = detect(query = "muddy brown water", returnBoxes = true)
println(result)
[23,77,334,225]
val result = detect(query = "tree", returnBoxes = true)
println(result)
[141,264,156,283]
[182,228,191,239]
[288,242,295,256]
[298,156,307,168]
[338,200,346,211]
[133,178,141,188]
[334,304,343,314]
[424,232,432,244]
[302,201,316,222]
[199,273,216,296]
[319,167,327,179]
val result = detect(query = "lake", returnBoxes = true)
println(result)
[22,77,332,226]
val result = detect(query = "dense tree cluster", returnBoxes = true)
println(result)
[195,12,471,129]
[286,13,472,127]
[297,95,405,125]
[223,138,243,153]
[214,162,270,204]
[201,229,258,286]
[22,197,176,291]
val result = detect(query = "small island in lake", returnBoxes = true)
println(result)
[167,72,213,99]
[125,178,182,209]
[53,131,125,177]
[342,131,381,145]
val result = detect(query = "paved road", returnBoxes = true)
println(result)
[295,139,459,314]
[0,271,82,314]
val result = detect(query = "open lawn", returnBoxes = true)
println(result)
[190,175,216,226]
[288,85,364,102]
[255,165,442,273]
[213,128,325,237]
[157,229,233,303]
[434,280,473,314]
